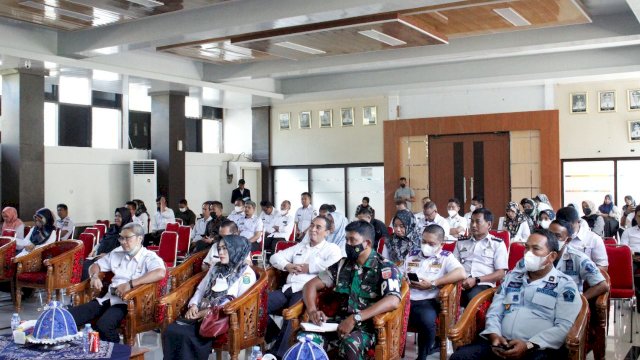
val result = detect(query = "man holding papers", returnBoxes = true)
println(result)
[301,220,403,360]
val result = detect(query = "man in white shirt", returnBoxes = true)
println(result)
[237,200,264,252]
[227,199,245,225]
[621,206,640,253]
[266,216,342,357]
[418,201,451,239]
[446,198,468,238]
[68,223,165,342]
[264,200,295,255]
[413,197,431,224]
[191,201,213,252]
[143,195,176,246]
[556,206,608,272]
[55,203,75,240]
[295,192,317,241]
[464,196,484,222]
[260,200,280,236]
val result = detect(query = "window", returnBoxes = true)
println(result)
[129,111,151,149]
[92,107,120,149]
[59,76,91,105]
[128,83,151,112]
[202,119,222,153]
[44,102,58,146]
[185,96,201,118]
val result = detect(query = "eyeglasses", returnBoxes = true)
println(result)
[118,234,138,242]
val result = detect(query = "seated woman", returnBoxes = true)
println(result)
[404,224,466,360]
[163,235,256,360]
[381,210,421,263]
[1,206,25,239]
[16,208,56,257]
[536,209,555,230]
[582,200,605,237]
[132,199,150,234]
[81,207,133,280]
[503,202,533,242]
[598,194,620,237]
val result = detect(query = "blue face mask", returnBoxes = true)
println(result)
[127,244,142,257]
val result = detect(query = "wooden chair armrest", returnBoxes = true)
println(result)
[159,272,206,329]
[266,267,279,291]
[448,288,496,347]
[282,300,305,320]
[13,249,45,273]
[122,283,156,301]
[565,295,589,350]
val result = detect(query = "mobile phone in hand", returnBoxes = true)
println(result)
[407,273,419,282]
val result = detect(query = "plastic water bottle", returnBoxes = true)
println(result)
[11,313,20,331]
[83,324,93,353]
[249,345,263,360]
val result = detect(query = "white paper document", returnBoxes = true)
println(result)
[301,322,339,332]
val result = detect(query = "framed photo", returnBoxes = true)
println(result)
[628,89,640,111]
[363,106,377,125]
[319,110,333,128]
[279,112,291,130]
[299,111,311,129]
[570,93,587,114]
[341,107,354,127]
[598,90,616,112]
[629,120,640,142]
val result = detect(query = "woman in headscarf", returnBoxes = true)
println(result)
[163,235,256,360]
[519,198,537,222]
[16,208,56,257]
[582,200,605,237]
[533,194,553,212]
[382,210,421,263]
[81,207,133,280]
[598,194,620,220]
[536,209,556,230]
[621,195,637,230]
[1,207,25,239]
[502,202,533,242]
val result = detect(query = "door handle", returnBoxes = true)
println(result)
[470,177,474,200]
[462,177,467,204]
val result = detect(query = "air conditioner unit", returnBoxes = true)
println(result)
[130,160,157,221]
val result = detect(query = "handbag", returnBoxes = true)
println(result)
[199,295,236,338]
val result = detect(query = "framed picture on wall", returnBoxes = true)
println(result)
[319,110,333,128]
[279,112,291,130]
[628,89,640,111]
[629,120,640,142]
[341,107,354,127]
[570,92,588,114]
[299,111,311,129]
[598,90,616,112]
[363,106,377,125]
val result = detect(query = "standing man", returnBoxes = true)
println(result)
[394,177,416,212]
[454,208,508,306]
[295,192,317,241]
[231,179,251,204]
[175,199,197,227]
[55,204,75,240]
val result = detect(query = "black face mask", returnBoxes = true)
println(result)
[400,184,406,188]
[583,208,592,216]
[346,243,366,261]
[524,208,534,216]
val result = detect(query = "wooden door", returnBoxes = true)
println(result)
[429,133,510,226]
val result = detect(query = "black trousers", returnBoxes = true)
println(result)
[68,299,128,343]
[450,339,567,360]
[461,284,491,307]
[266,288,304,357]
[409,298,440,360]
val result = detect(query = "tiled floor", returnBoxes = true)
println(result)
[0,292,639,359]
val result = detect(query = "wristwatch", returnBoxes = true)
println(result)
[353,313,362,327]
[526,341,539,351]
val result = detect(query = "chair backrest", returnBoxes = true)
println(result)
[387,226,393,236]
[23,226,31,238]
[175,218,184,225]
[166,222,180,233]
[176,225,191,255]
[603,237,617,246]
[275,240,297,253]
[78,233,95,258]
[606,245,634,297]
[0,237,17,279]
[508,242,526,270]
[93,224,107,241]
[1,229,16,238]
[55,228,61,241]
[442,240,456,252]
[377,237,385,254]
[251,232,266,264]
[288,223,297,241]
[489,230,510,250]
[83,228,100,247]
[96,219,110,228]
[158,231,179,267]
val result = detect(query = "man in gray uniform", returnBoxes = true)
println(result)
[450,230,581,360]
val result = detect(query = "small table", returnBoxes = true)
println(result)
[0,335,147,360]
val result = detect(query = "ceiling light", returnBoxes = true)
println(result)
[125,0,164,8]
[19,1,93,22]
[274,41,326,55]
[358,29,407,46]
[493,8,531,27]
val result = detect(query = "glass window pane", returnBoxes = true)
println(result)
[563,161,614,213]
[274,169,309,211]
[44,102,57,146]
[129,83,151,112]
[202,119,221,153]
[347,167,385,221]
[311,168,345,215]
[59,76,91,105]
[185,96,201,118]
[616,160,640,207]
[92,107,120,149]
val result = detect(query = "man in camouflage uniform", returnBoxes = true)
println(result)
[301,220,403,360]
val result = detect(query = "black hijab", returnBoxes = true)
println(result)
[97,207,133,255]
[202,235,251,301]
[30,208,55,246]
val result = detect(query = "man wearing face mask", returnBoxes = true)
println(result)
[418,201,451,239]
[174,199,196,227]
[464,196,484,222]
[302,220,402,359]
[446,198,468,238]
[451,230,581,360]
[404,224,466,360]
[556,206,608,272]
[68,223,166,343]
[228,198,246,225]
[263,201,295,253]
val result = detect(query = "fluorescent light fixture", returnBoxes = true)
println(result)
[125,0,164,8]
[274,41,326,55]
[19,1,93,22]
[44,61,57,69]
[93,69,120,81]
[358,29,407,46]
[493,8,531,27]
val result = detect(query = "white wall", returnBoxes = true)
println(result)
[223,108,253,155]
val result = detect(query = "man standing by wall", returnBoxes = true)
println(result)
[394,177,416,212]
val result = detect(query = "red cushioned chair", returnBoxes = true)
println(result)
[377,237,385,254]
[54,228,61,241]
[603,237,617,246]
[274,240,297,253]
[23,226,31,239]
[489,230,510,250]
[176,225,191,262]
[93,223,107,241]
[0,237,17,301]
[96,219,110,228]
[251,232,266,266]
[1,229,16,238]
[78,233,96,259]
[148,231,179,268]
[166,222,180,233]
[83,227,101,248]
[288,223,297,241]
[13,240,84,312]
[388,226,394,236]
[606,244,636,342]
[175,218,184,225]
[508,242,526,270]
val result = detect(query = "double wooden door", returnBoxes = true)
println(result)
[428,132,510,223]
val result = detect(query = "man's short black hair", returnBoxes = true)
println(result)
[423,201,437,210]
[260,200,274,208]
[345,220,375,243]
[399,177,407,181]
[423,224,445,242]
[472,208,493,223]
[551,219,574,238]
[235,198,245,205]
[211,201,223,209]
[362,197,370,202]
[448,198,461,207]
[315,215,335,232]
[556,206,580,223]
[532,229,560,252]
[219,220,238,234]
[57,204,68,211]
[125,201,137,209]
[179,199,188,205]
[319,204,336,212]
[356,207,373,217]
[471,195,484,205]
[301,192,312,198]
[238,179,245,185]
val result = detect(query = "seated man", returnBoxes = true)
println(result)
[69,223,166,343]
[556,206,608,272]
[453,208,507,307]
[266,215,342,357]
[418,201,451,238]
[174,198,196,227]
[446,198,468,238]
[302,220,402,360]
[55,203,75,240]
[450,230,581,360]
[190,201,213,251]
[264,200,295,254]
[227,199,246,225]
[260,200,280,237]
[143,195,176,246]
[202,219,240,272]
[203,200,226,248]
[356,207,388,252]
[237,200,264,252]
[404,224,466,360]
